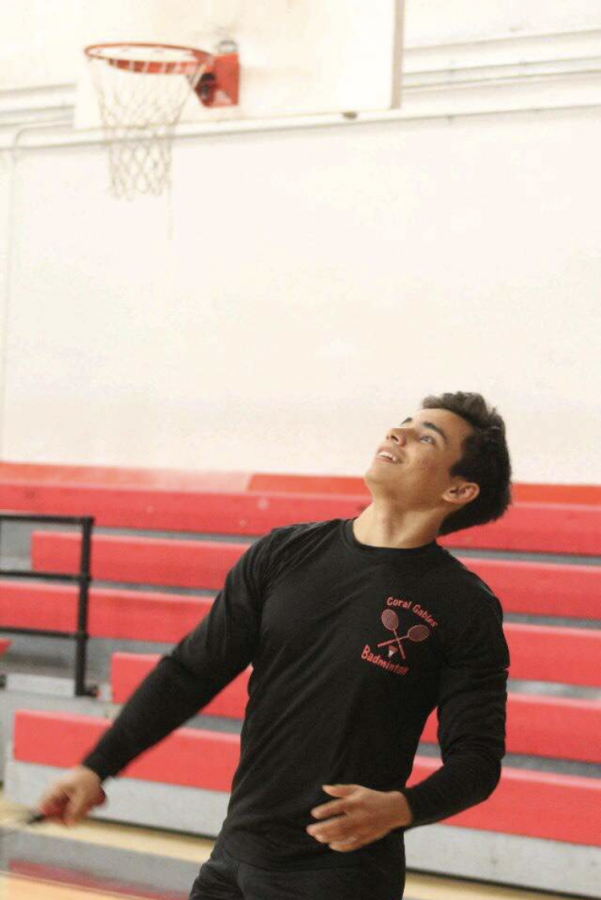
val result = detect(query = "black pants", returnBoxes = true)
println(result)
[189,837,405,900]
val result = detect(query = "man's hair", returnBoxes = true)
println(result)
[420,391,513,537]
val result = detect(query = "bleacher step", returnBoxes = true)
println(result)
[4,758,598,898]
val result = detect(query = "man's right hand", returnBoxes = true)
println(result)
[38,765,107,826]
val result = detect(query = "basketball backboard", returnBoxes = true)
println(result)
[76,0,404,129]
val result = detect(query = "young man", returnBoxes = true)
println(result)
[39,390,512,900]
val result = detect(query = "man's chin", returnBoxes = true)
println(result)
[366,460,401,478]
[364,465,401,492]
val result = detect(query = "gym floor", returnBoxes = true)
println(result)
[0,793,585,900]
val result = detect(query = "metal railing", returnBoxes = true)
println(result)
[0,512,96,696]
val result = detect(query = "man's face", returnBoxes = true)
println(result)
[366,407,478,513]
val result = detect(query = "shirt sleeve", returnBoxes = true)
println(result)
[401,593,510,829]
[82,529,278,781]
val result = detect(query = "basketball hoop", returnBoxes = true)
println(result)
[85,42,239,199]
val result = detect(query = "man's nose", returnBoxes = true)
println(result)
[388,428,407,445]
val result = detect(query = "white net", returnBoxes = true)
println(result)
[86,45,209,200]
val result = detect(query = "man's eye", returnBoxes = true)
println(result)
[398,426,436,445]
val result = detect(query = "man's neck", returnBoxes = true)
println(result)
[353,504,440,550]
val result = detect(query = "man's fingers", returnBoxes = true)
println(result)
[64,794,83,825]
[65,786,105,825]
[307,817,356,844]
[322,784,359,796]
[40,784,105,826]
[39,786,71,818]
[310,799,346,819]
[37,767,105,828]
[329,837,362,852]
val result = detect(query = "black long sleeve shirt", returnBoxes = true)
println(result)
[83,518,510,869]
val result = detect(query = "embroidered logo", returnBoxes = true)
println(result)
[360,603,433,677]
[377,609,430,660]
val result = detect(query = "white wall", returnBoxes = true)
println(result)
[0,2,600,483]
[2,0,600,89]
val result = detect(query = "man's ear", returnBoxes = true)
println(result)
[446,482,480,506]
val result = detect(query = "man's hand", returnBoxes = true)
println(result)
[38,765,107,827]
[306,784,413,852]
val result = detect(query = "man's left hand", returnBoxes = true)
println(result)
[306,784,413,852]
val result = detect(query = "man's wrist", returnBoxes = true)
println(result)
[388,790,414,827]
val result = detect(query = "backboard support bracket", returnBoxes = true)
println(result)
[197,48,240,107]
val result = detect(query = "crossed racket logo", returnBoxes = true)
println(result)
[377,609,430,660]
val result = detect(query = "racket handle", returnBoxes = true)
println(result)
[26,812,46,825]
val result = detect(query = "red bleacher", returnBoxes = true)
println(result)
[110,653,251,719]
[1,462,600,856]
[2,564,599,643]
[504,622,600,685]
[14,710,240,793]
[0,461,599,553]
[12,709,601,847]
[31,532,242,590]
[26,531,601,619]
[110,652,601,762]
[0,582,212,640]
